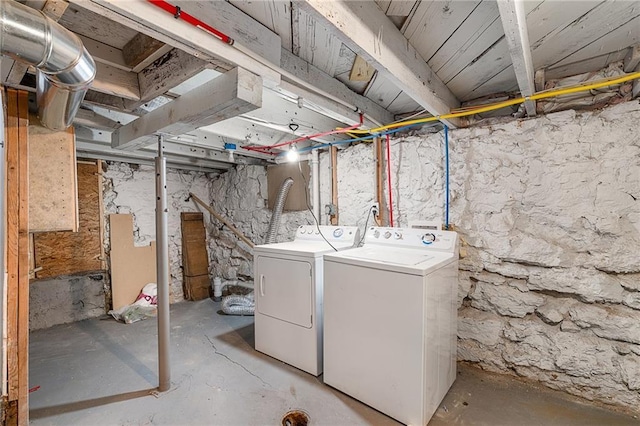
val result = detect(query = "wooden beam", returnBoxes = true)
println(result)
[297,0,460,127]
[78,35,130,72]
[4,89,31,426]
[74,0,281,87]
[280,49,393,126]
[122,32,171,73]
[330,146,338,225]
[16,90,30,426]
[497,0,536,116]
[92,62,140,100]
[73,108,123,130]
[374,137,385,226]
[137,48,208,102]
[112,67,263,151]
[624,45,640,73]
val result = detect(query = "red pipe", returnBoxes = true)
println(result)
[242,114,364,155]
[147,0,234,45]
[386,134,394,227]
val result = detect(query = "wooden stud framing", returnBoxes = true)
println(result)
[4,88,30,425]
[374,137,385,226]
[330,146,339,225]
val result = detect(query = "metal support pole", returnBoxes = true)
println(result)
[311,149,321,224]
[155,134,171,392]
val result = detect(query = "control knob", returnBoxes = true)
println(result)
[421,233,436,244]
[373,230,380,238]
[383,231,392,239]
[333,228,344,238]
[394,231,402,240]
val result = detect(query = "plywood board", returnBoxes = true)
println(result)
[34,162,103,279]
[267,162,310,212]
[28,116,78,232]
[109,214,157,310]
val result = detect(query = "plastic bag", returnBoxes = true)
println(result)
[109,283,158,324]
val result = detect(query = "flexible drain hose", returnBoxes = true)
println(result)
[221,292,255,316]
[265,177,294,244]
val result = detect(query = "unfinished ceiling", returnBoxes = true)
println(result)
[2,0,639,171]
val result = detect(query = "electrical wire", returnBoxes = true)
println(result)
[356,206,375,247]
[297,161,338,251]
[344,71,640,135]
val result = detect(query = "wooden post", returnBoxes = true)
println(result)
[374,137,385,226]
[5,88,30,425]
[330,146,339,225]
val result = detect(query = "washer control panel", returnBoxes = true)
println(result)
[296,225,360,245]
[364,226,457,252]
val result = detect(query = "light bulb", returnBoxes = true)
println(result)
[286,148,299,162]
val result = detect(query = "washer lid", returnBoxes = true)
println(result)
[254,240,355,258]
[324,246,455,275]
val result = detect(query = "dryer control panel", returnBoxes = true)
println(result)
[365,227,458,253]
[295,225,360,246]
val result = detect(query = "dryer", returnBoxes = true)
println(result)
[254,225,360,376]
[323,226,459,426]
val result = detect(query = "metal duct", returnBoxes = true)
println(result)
[265,177,294,244]
[0,0,95,130]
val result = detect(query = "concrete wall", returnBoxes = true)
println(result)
[30,272,106,330]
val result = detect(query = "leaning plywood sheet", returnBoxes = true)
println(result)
[110,214,156,310]
[34,162,103,279]
[28,115,78,232]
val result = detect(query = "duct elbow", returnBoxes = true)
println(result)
[37,46,96,131]
[1,0,96,130]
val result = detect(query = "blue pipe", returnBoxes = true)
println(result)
[444,125,450,230]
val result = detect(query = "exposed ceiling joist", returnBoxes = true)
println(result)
[497,0,536,116]
[296,0,461,128]
[77,34,130,71]
[92,62,140,100]
[112,67,263,151]
[138,48,210,102]
[73,108,122,130]
[280,49,393,127]
[74,0,281,87]
[123,32,168,72]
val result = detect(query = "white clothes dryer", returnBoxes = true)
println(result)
[323,227,459,425]
[254,225,360,376]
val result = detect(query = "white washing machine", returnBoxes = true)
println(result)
[254,225,360,376]
[323,227,459,426]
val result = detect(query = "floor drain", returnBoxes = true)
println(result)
[282,410,310,426]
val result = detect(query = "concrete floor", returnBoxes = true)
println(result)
[29,299,638,425]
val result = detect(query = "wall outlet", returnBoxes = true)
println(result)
[372,202,380,217]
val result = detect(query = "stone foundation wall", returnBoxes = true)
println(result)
[103,162,213,303]
[315,101,640,409]
[207,165,312,281]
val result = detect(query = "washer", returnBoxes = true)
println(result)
[323,227,459,426]
[254,225,360,376]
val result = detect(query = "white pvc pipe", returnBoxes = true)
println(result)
[311,149,321,224]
